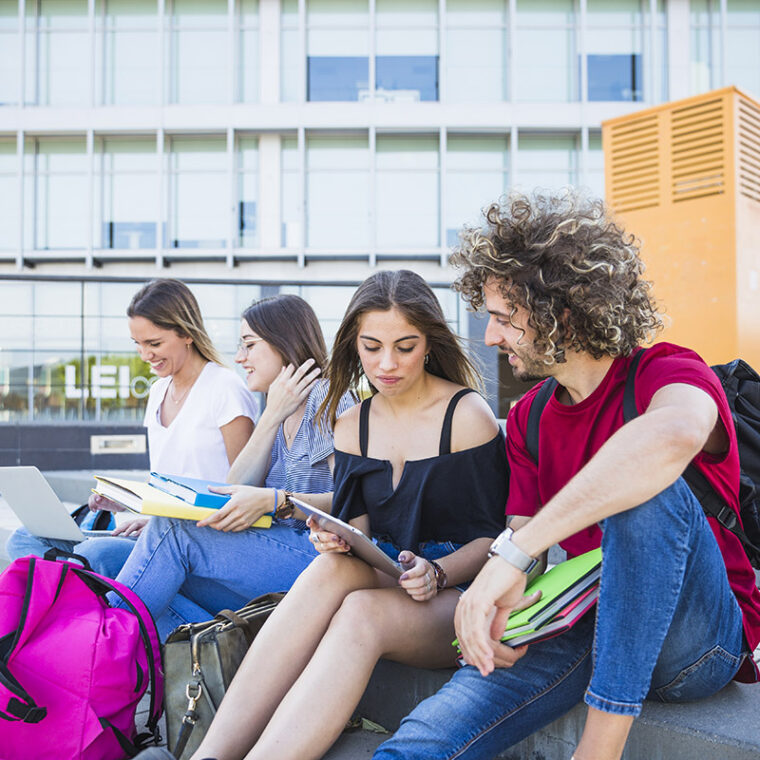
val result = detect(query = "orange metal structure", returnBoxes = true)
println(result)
[602,87,760,367]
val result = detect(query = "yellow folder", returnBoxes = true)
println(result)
[93,475,272,529]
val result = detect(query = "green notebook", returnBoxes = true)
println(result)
[452,547,602,650]
[502,548,602,634]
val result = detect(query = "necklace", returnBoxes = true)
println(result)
[283,404,306,443]
[168,379,192,406]
[168,364,202,406]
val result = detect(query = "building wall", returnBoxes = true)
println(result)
[1,0,759,428]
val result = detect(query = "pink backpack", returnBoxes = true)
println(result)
[0,554,164,760]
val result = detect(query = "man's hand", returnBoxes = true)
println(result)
[454,556,538,676]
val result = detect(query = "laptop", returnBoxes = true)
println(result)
[0,466,119,542]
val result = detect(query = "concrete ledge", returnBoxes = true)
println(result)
[356,660,760,760]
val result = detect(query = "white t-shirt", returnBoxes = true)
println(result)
[143,362,259,483]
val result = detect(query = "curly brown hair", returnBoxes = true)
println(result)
[451,191,663,364]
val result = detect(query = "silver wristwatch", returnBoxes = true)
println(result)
[488,528,539,574]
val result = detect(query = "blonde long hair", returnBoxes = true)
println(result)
[127,279,225,366]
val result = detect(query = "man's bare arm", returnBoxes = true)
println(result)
[512,382,723,559]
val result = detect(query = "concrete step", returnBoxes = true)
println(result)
[351,659,760,760]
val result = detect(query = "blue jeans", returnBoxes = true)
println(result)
[5,527,135,578]
[374,479,748,759]
[108,516,317,640]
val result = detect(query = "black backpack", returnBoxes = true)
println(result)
[525,349,760,569]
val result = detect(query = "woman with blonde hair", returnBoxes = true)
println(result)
[6,278,257,577]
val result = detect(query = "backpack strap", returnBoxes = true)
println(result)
[527,350,646,464]
[73,567,164,739]
[0,558,48,724]
[623,349,760,561]
[622,348,647,423]
[0,650,47,723]
[525,379,557,464]
[439,389,475,455]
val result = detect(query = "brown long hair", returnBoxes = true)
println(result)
[127,279,224,365]
[320,270,482,426]
[242,295,328,371]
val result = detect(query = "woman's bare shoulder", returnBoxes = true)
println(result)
[449,389,501,453]
[333,401,363,456]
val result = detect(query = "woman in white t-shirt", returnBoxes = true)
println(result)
[5,279,257,576]
[108,294,356,640]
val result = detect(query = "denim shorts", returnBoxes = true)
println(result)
[373,536,471,592]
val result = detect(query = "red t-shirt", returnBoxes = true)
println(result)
[506,342,760,682]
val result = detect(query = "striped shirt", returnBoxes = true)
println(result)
[265,381,356,524]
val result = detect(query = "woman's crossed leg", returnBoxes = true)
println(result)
[190,551,461,760]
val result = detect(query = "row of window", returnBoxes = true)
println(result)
[0,131,604,256]
[0,278,463,422]
[0,0,676,106]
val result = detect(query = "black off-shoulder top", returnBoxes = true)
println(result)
[332,389,508,553]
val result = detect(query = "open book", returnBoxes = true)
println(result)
[93,474,273,529]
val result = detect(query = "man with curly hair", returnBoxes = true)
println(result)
[373,191,760,760]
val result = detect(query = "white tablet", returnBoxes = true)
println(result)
[291,497,403,579]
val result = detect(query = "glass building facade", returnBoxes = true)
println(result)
[1,0,759,423]
[0,276,464,423]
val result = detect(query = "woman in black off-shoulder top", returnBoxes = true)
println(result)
[186,270,519,760]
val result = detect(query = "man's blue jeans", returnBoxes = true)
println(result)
[374,479,748,759]
[108,516,317,640]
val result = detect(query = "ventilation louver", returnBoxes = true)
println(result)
[738,95,760,204]
[670,97,726,203]
[608,114,661,212]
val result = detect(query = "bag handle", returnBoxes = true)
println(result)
[43,547,92,571]
[214,609,248,628]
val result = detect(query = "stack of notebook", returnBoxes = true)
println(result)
[92,472,273,528]
[454,547,602,656]
[499,547,602,647]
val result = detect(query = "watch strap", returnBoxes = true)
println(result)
[489,528,539,575]
[428,559,448,589]
[274,491,296,520]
